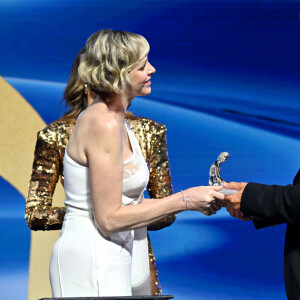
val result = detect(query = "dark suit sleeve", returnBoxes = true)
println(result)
[241,179,300,228]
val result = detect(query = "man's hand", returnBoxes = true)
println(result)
[221,182,251,221]
[222,182,247,209]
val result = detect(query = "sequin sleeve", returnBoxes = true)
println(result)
[25,128,65,231]
[147,123,176,231]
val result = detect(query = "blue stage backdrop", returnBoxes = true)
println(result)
[1,1,300,299]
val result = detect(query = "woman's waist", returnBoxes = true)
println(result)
[64,205,134,242]
[64,204,94,219]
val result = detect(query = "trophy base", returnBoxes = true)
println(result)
[220,188,237,195]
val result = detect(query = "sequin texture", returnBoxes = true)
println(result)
[26,115,176,295]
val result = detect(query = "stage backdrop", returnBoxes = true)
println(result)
[1,1,300,299]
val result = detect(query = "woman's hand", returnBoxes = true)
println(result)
[184,186,224,216]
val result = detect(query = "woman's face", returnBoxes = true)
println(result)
[129,56,156,98]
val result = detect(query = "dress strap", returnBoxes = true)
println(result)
[124,120,144,160]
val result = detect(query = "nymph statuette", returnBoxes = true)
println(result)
[209,152,237,195]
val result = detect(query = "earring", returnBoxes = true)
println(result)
[84,83,88,95]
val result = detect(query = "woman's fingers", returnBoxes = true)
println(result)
[210,185,223,191]
[212,190,225,200]
[188,186,227,214]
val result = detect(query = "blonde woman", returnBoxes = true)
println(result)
[47,29,223,297]
[26,47,175,296]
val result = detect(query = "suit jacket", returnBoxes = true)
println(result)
[241,170,300,300]
[26,115,176,296]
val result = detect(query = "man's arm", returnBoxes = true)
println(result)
[241,182,300,225]
[222,173,300,228]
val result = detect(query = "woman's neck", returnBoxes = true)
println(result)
[88,93,133,122]
[87,88,133,114]
[106,93,133,115]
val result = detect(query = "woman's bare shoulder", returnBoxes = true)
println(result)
[78,106,119,135]
[77,108,121,153]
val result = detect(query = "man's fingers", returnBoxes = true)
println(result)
[223,182,240,190]
[224,194,234,201]
[201,209,211,216]
[213,202,222,211]
[210,204,221,214]
[218,198,228,207]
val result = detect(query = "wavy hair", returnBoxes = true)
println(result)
[61,47,88,119]
[78,29,150,100]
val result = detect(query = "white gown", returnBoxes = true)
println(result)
[49,120,151,297]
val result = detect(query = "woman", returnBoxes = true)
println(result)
[26,47,175,296]
[48,29,223,297]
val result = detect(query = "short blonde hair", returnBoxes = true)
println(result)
[78,29,150,100]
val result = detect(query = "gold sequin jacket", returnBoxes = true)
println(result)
[25,115,176,295]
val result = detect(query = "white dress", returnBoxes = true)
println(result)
[49,119,150,297]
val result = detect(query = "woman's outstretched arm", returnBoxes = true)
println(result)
[84,114,224,237]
